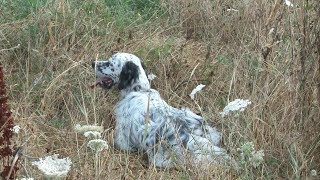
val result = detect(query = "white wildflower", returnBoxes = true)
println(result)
[12,125,21,134]
[74,124,103,134]
[87,139,108,152]
[226,8,239,12]
[310,169,317,176]
[284,0,293,7]
[20,178,34,180]
[31,154,72,178]
[268,28,275,35]
[189,84,206,100]
[83,131,101,139]
[147,73,157,81]
[220,99,251,117]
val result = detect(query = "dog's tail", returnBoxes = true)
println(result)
[186,134,237,168]
[177,107,222,145]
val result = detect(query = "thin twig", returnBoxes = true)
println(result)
[0,44,20,52]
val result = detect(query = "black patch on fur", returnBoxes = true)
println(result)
[105,62,110,67]
[118,61,140,90]
[141,62,148,76]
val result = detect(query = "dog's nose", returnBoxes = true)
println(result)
[91,62,96,69]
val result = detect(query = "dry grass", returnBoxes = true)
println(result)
[1,0,320,179]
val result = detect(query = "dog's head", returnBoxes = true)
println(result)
[92,52,149,91]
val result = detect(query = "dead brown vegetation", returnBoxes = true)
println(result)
[0,0,319,179]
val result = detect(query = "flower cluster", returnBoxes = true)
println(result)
[84,131,102,139]
[284,0,293,7]
[147,73,157,81]
[75,124,108,179]
[74,124,103,135]
[189,84,206,100]
[220,99,251,117]
[87,139,109,152]
[12,125,21,134]
[310,169,317,177]
[74,124,108,152]
[31,154,72,178]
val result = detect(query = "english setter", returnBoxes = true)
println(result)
[92,52,231,168]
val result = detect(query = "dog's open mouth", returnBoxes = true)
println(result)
[91,77,114,89]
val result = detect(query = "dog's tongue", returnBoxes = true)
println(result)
[90,77,113,89]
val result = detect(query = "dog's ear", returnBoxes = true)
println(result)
[118,61,140,90]
[141,62,147,71]
[140,62,148,76]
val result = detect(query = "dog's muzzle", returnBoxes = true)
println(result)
[91,62,114,89]
[94,76,114,89]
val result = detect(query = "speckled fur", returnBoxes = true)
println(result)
[93,52,231,167]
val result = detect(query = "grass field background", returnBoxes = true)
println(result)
[1,0,319,179]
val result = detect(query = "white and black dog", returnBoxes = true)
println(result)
[92,52,231,168]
